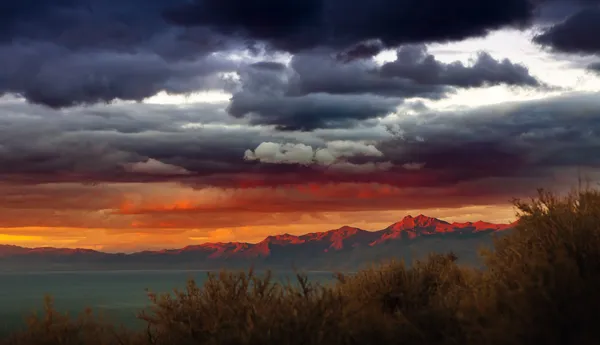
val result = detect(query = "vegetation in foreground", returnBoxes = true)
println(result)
[3,188,600,345]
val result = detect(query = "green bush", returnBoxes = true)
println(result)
[3,188,600,345]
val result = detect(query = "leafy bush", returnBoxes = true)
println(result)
[3,188,600,345]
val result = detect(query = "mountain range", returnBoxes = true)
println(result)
[0,215,516,271]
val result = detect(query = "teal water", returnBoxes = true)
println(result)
[0,270,337,336]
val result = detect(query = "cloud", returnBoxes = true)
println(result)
[534,7,600,55]
[320,140,383,159]
[3,91,600,237]
[380,92,600,179]
[0,0,244,108]
[244,141,391,173]
[228,59,404,131]
[0,0,224,56]
[0,99,261,183]
[402,162,426,170]
[379,45,541,88]
[2,91,600,194]
[123,158,192,175]
[588,61,600,72]
[164,0,535,54]
[285,51,450,98]
[533,0,598,25]
[289,45,540,95]
[0,42,238,108]
[3,0,600,250]
[227,47,541,130]
[228,92,400,131]
[0,0,545,110]
[244,142,315,165]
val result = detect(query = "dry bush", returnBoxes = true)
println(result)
[1,295,133,345]
[475,188,600,345]
[334,253,473,345]
[138,269,348,345]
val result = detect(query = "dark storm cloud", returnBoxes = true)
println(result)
[2,0,184,52]
[380,92,600,179]
[1,0,241,63]
[0,99,263,183]
[285,50,450,98]
[337,40,386,63]
[224,58,402,131]
[0,43,238,108]
[379,45,541,88]
[288,45,540,96]
[588,61,600,72]
[533,0,600,24]
[534,7,600,54]
[2,92,600,194]
[216,89,600,189]
[228,92,400,131]
[164,0,535,54]
[0,0,243,108]
[0,0,546,109]
[225,46,541,130]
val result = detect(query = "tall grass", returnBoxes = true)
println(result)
[3,188,600,345]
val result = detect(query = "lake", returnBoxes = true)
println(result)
[0,269,337,336]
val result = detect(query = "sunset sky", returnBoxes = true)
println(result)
[1,0,599,251]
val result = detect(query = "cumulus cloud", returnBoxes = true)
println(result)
[534,7,600,55]
[227,46,541,130]
[244,141,391,173]
[287,45,541,95]
[285,51,448,98]
[123,158,192,175]
[244,142,315,165]
[379,45,541,88]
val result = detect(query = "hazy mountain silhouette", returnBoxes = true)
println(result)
[0,215,516,271]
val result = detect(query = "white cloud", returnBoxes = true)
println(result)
[244,141,391,173]
[244,142,314,165]
[123,158,191,175]
[324,140,383,158]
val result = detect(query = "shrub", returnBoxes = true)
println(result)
[476,188,600,345]
[138,270,348,345]
[2,295,133,345]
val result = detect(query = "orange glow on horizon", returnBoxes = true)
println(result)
[0,204,518,252]
[0,179,547,252]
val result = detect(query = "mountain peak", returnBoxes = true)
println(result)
[263,233,304,245]
[391,214,448,230]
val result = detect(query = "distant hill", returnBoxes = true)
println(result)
[0,215,516,271]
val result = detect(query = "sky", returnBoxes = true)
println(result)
[1,0,600,252]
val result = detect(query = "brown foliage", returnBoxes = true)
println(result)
[3,187,600,345]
